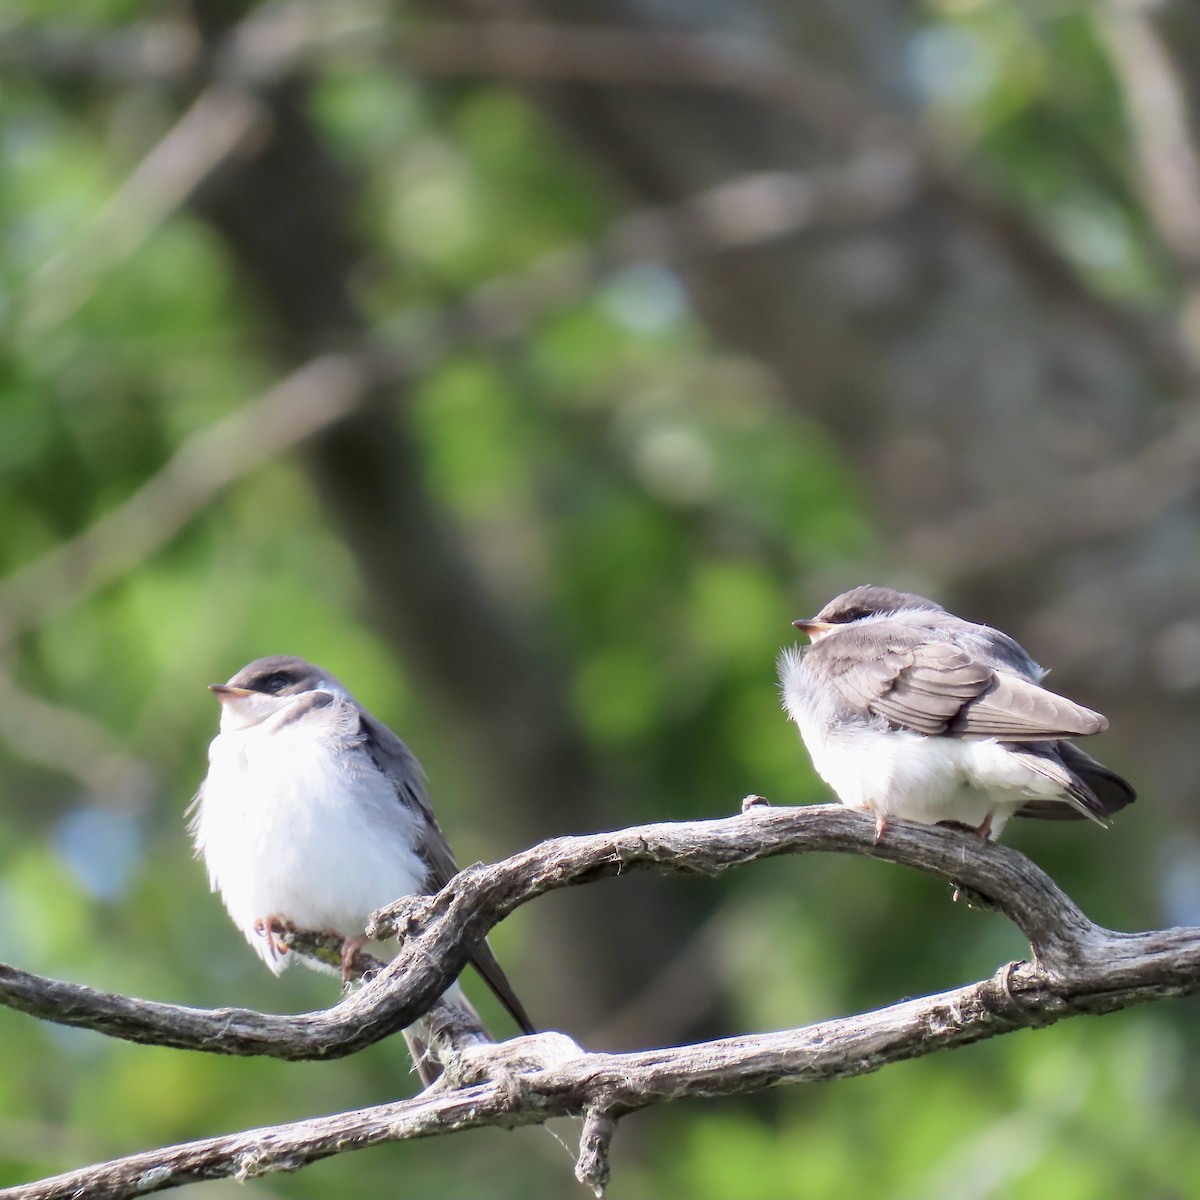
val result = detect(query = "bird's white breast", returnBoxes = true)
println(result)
[193,698,429,972]
[780,649,1069,836]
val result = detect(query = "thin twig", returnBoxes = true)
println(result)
[1098,0,1200,272]
[0,151,916,657]
[898,401,1200,578]
[20,85,269,335]
[8,9,1191,397]
[0,354,372,646]
[0,667,155,810]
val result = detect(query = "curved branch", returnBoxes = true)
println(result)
[6,949,1199,1200]
[5,804,1200,1198]
[0,805,1193,1064]
[365,802,1106,978]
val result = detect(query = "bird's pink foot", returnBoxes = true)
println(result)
[873,813,888,842]
[339,935,367,983]
[974,812,995,841]
[252,915,293,961]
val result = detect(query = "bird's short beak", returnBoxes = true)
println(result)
[209,684,254,703]
[792,618,836,640]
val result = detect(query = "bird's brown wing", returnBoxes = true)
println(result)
[359,713,535,1035]
[951,671,1108,739]
[813,629,1108,740]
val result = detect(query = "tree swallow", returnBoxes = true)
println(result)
[192,655,534,1074]
[778,586,1135,840]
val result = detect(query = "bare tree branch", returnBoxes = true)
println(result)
[3,804,1192,1059]
[0,13,882,133]
[9,9,1191,398]
[3,803,1199,1198]
[897,400,1200,579]
[0,147,904,664]
[3,956,1191,1200]
[1099,0,1200,276]
[0,667,155,811]
[13,8,1198,603]
[0,353,370,647]
[20,85,269,335]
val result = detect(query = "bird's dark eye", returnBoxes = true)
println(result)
[837,607,872,623]
[263,674,290,693]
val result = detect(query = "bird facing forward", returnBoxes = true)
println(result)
[778,586,1135,841]
[191,655,534,1077]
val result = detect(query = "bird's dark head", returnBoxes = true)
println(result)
[213,655,331,700]
[793,585,943,639]
[209,656,350,727]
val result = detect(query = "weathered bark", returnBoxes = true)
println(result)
[3,804,1199,1199]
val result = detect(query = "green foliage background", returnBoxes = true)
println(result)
[0,0,1195,1197]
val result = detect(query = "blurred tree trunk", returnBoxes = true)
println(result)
[182,2,707,1039]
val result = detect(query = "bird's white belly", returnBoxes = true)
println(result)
[195,719,428,972]
[798,722,1067,837]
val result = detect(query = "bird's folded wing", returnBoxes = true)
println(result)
[817,633,1108,739]
[360,713,536,1035]
[947,670,1108,739]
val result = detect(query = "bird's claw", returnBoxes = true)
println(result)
[252,915,293,961]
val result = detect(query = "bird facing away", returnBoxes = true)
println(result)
[778,586,1135,841]
[192,655,534,1078]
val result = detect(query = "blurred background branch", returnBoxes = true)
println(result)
[0,354,366,643]
[19,86,269,336]
[1098,1,1200,280]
